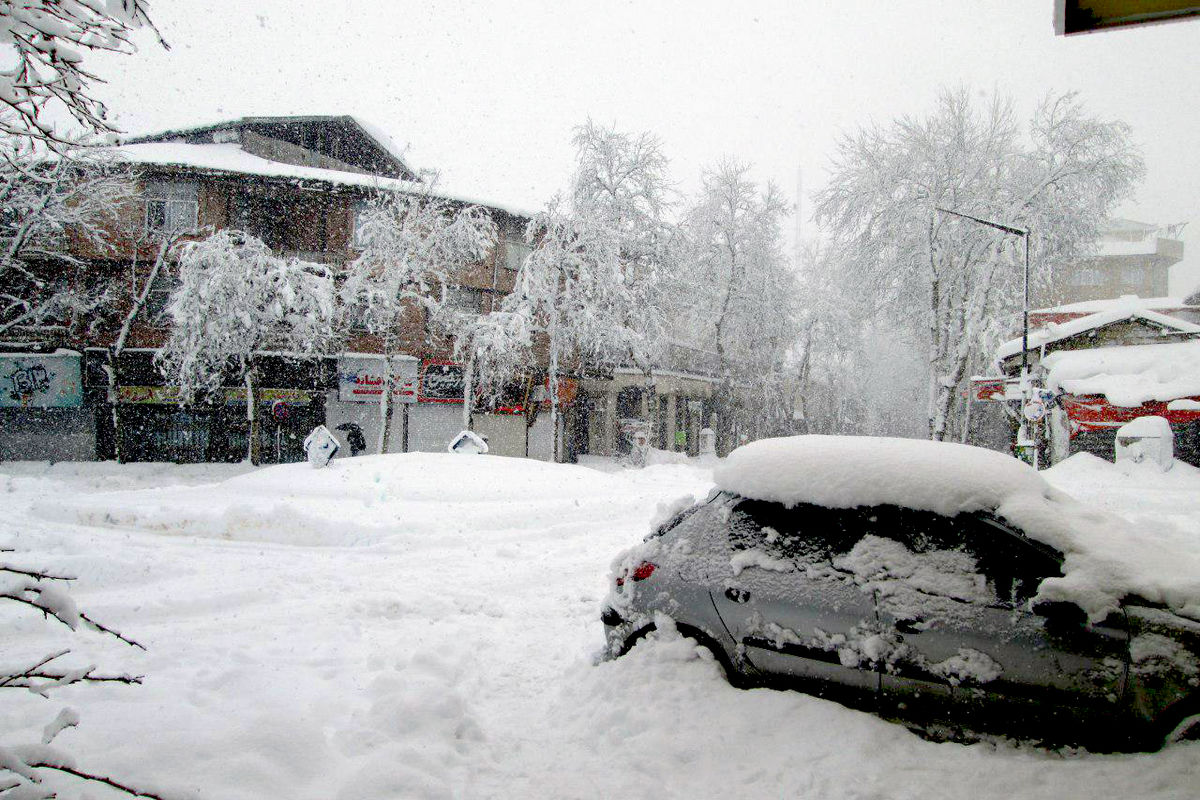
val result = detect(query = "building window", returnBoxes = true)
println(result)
[504,238,531,271]
[444,285,484,314]
[145,181,198,234]
[1121,265,1145,285]
[1071,267,1105,287]
[352,200,370,248]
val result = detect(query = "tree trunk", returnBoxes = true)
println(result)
[643,370,657,453]
[109,236,174,463]
[245,357,261,465]
[549,347,560,463]
[378,353,393,454]
[462,347,475,431]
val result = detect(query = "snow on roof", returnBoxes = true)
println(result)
[1033,295,1186,315]
[1041,340,1200,406]
[125,114,415,172]
[107,142,538,219]
[714,435,1200,621]
[995,302,1200,362]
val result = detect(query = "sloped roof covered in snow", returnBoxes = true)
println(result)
[125,115,417,180]
[714,435,1200,621]
[995,304,1200,364]
[106,141,536,219]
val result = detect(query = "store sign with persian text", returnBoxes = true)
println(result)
[419,360,465,403]
[1,352,82,408]
[338,355,419,404]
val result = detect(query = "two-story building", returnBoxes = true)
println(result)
[1,114,723,465]
[1,115,555,463]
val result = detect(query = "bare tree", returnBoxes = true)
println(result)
[814,89,1143,441]
[156,230,336,464]
[341,187,496,453]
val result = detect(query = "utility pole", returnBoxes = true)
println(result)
[935,206,1039,468]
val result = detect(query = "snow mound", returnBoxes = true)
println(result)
[715,436,1200,622]
[33,453,623,548]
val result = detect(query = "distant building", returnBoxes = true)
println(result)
[986,297,1200,467]
[0,115,718,464]
[1037,218,1184,307]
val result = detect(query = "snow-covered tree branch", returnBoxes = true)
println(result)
[342,187,496,452]
[0,0,165,149]
[1,550,161,799]
[156,230,337,464]
[0,141,136,338]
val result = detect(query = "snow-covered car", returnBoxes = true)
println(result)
[601,436,1200,751]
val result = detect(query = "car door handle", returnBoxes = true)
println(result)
[894,618,923,634]
[725,587,751,604]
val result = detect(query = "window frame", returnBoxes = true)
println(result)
[144,180,199,236]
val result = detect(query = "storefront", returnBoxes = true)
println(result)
[113,385,324,463]
[92,349,332,464]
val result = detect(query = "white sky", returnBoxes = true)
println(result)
[87,0,1200,292]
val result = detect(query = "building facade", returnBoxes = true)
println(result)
[1,115,717,464]
[1035,218,1185,307]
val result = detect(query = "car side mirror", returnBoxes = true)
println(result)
[1032,599,1087,628]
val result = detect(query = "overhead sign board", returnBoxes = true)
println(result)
[1,352,82,408]
[338,355,418,404]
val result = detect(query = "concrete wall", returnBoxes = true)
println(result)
[0,408,96,461]
[324,391,407,454]
[474,414,526,458]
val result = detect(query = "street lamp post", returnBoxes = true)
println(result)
[934,206,1039,468]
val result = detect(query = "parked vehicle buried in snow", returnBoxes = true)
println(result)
[601,436,1200,751]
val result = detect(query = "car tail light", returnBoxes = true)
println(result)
[616,561,657,587]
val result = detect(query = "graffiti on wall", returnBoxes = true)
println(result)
[1,354,82,408]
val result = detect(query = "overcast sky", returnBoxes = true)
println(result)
[87,0,1200,292]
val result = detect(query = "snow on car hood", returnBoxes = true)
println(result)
[715,436,1200,622]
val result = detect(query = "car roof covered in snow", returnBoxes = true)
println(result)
[715,435,1045,518]
[714,435,1200,622]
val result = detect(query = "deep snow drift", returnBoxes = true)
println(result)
[2,451,1198,799]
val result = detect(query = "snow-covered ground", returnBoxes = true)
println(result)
[2,452,1198,799]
